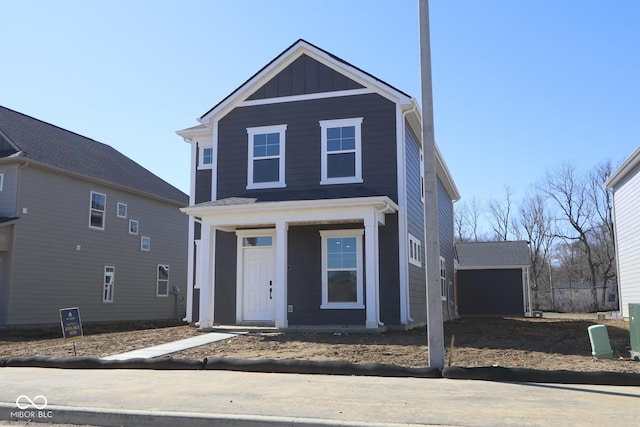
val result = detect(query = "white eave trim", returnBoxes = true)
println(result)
[199,40,413,124]
[605,146,640,190]
[176,124,212,141]
[456,265,530,271]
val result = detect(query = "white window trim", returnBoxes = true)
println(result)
[319,117,363,185]
[117,202,127,218]
[141,236,150,251]
[246,124,287,189]
[440,256,448,301]
[103,265,115,303]
[157,264,169,297]
[89,191,106,230]
[129,219,139,235]
[320,229,364,310]
[408,233,422,267]
[0,173,4,192]
[198,145,214,170]
[419,149,425,203]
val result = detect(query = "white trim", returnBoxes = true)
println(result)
[103,265,115,303]
[0,173,4,191]
[408,233,422,267]
[246,124,287,189]
[240,88,375,107]
[129,219,139,235]
[141,236,150,251]
[319,117,363,185]
[211,121,218,201]
[439,256,447,302]
[89,191,106,230]
[320,229,364,310]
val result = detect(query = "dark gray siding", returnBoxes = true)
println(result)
[195,169,212,204]
[248,54,364,100]
[0,164,18,217]
[437,176,456,319]
[213,230,237,324]
[379,213,400,325]
[405,125,427,323]
[287,224,366,325]
[7,165,188,326]
[216,93,398,202]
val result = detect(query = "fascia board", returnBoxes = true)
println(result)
[455,265,530,270]
[181,196,398,222]
[176,124,211,141]
[605,146,640,189]
[200,40,413,124]
[435,143,461,201]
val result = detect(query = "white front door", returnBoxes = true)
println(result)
[242,247,275,321]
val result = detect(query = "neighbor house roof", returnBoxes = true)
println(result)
[0,106,188,206]
[456,241,531,270]
[605,146,640,190]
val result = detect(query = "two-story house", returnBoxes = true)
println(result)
[0,106,189,327]
[178,39,459,330]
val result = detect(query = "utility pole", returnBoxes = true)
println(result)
[419,0,445,369]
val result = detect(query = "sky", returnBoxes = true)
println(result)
[1,1,638,216]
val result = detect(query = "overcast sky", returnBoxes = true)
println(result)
[1,0,637,211]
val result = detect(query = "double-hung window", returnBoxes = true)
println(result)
[89,191,106,230]
[408,233,422,267]
[199,146,213,169]
[246,124,287,189]
[157,264,169,297]
[320,229,364,309]
[320,118,363,185]
[103,266,115,303]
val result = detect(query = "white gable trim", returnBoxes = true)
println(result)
[199,40,413,124]
[239,88,375,108]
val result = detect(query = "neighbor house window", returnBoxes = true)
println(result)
[157,264,169,296]
[419,149,425,203]
[320,229,364,309]
[117,202,127,218]
[440,256,447,301]
[246,124,287,189]
[408,233,422,267]
[103,266,115,303]
[129,219,139,235]
[320,117,363,185]
[89,191,106,229]
[199,146,213,169]
[141,236,150,251]
[0,173,4,191]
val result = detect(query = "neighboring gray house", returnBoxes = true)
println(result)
[0,106,189,327]
[455,241,531,317]
[177,39,460,330]
[605,146,640,318]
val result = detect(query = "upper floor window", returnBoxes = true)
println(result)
[408,233,422,267]
[320,118,363,185]
[199,146,213,169]
[246,124,287,189]
[117,202,127,218]
[89,191,106,230]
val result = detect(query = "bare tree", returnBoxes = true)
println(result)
[488,185,514,241]
[516,190,555,310]
[541,161,599,311]
[454,197,485,242]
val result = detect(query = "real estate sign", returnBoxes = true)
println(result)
[59,307,83,342]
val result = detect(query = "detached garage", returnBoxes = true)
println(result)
[455,241,531,317]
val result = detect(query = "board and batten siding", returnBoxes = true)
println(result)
[215,93,398,202]
[611,165,640,318]
[7,165,188,326]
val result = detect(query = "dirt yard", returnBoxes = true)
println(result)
[2,316,639,373]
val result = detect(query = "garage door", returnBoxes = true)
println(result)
[457,269,524,316]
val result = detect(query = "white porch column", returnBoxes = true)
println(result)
[198,223,216,329]
[364,212,380,329]
[275,221,289,328]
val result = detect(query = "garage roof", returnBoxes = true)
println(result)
[456,241,531,270]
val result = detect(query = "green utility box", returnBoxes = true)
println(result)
[629,303,640,360]
[588,324,613,360]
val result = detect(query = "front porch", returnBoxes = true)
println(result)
[182,196,399,331]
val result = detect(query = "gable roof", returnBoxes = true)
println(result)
[605,146,640,190]
[198,38,413,123]
[0,106,188,206]
[456,241,531,270]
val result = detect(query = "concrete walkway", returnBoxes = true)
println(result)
[101,332,244,360]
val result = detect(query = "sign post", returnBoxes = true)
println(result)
[59,307,83,356]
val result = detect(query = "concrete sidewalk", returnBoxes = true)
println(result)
[1,367,640,426]
[101,332,244,360]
